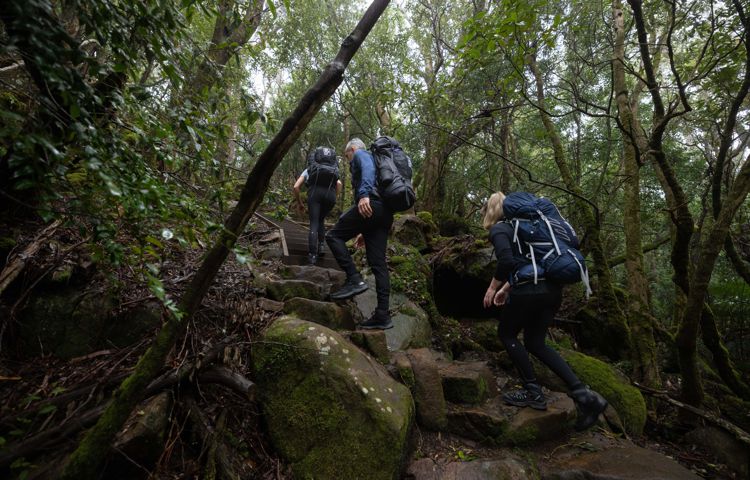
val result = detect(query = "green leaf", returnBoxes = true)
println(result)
[39,404,57,415]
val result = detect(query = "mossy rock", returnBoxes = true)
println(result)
[391,214,432,252]
[265,279,325,301]
[468,320,503,352]
[283,297,355,330]
[18,287,147,359]
[388,242,440,324]
[252,317,414,480]
[562,349,647,435]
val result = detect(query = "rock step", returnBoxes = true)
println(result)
[444,393,576,445]
[406,431,702,480]
[436,359,498,405]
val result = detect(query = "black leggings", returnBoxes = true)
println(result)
[307,186,336,255]
[498,283,581,389]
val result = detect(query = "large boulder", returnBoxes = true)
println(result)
[540,431,702,479]
[391,213,434,252]
[408,455,534,480]
[350,276,432,351]
[252,317,414,480]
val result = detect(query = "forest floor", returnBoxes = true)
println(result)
[0,215,744,479]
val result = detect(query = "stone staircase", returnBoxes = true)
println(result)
[252,263,702,480]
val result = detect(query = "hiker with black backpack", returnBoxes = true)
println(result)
[326,138,397,329]
[482,191,607,431]
[293,146,342,265]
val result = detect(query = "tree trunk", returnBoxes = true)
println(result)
[612,0,660,387]
[677,0,750,406]
[700,305,750,399]
[59,2,392,477]
[499,110,512,193]
[527,53,631,360]
[677,155,750,406]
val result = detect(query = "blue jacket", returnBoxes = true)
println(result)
[350,149,379,202]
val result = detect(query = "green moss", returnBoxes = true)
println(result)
[397,363,416,390]
[253,319,413,480]
[398,304,419,317]
[389,242,437,317]
[0,236,17,250]
[563,350,647,435]
[416,211,433,224]
[442,375,488,405]
[500,424,539,447]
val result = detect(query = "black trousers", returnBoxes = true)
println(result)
[326,199,393,313]
[307,186,336,256]
[498,282,581,389]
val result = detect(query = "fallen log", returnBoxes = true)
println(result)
[0,219,61,296]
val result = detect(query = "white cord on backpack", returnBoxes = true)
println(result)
[570,249,592,298]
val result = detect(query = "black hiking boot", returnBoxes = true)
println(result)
[308,253,318,265]
[569,386,608,431]
[502,383,547,410]
[330,277,368,300]
[359,310,393,330]
[317,241,325,256]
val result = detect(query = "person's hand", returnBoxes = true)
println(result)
[493,288,509,306]
[358,197,373,218]
[483,286,496,309]
[354,234,365,249]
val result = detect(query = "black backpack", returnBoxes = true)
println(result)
[369,136,416,212]
[306,146,339,188]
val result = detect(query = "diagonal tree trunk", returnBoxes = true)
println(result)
[59,2,391,477]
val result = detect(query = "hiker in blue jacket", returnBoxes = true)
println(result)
[482,191,607,431]
[326,138,394,330]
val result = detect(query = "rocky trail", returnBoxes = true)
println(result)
[0,214,744,479]
[254,258,704,480]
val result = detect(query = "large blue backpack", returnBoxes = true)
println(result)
[503,192,592,296]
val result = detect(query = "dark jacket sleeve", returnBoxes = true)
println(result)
[489,222,520,282]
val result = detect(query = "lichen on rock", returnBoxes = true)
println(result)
[252,316,414,479]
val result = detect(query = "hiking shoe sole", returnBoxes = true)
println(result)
[330,282,368,300]
[358,320,394,330]
[502,396,548,411]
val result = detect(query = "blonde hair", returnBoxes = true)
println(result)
[482,192,506,229]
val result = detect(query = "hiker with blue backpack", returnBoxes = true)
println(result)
[326,136,415,330]
[482,191,607,431]
[293,146,343,265]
